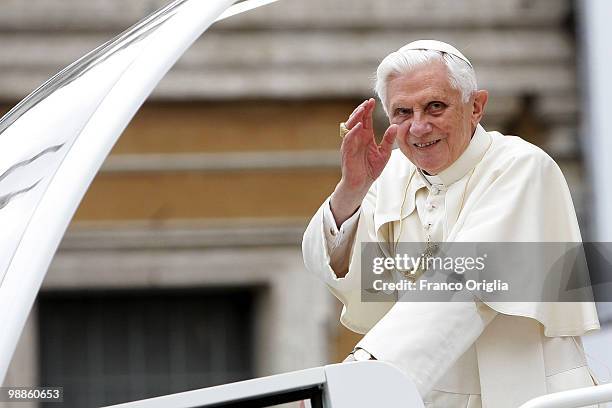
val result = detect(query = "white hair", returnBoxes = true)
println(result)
[374,49,478,116]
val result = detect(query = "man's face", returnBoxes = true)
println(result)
[386,61,482,175]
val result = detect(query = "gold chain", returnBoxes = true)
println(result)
[394,166,476,282]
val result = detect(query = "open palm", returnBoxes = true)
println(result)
[340,98,397,193]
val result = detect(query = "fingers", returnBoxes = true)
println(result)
[345,106,364,129]
[345,122,363,142]
[345,100,368,128]
[342,122,369,152]
[348,99,368,119]
[345,98,375,130]
[379,124,397,155]
[363,98,375,130]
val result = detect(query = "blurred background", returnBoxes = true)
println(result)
[0,0,610,406]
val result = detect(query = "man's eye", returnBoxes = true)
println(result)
[395,108,411,116]
[428,102,446,113]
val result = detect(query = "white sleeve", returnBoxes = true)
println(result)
[322,198,360,275]
[356,299,497,398]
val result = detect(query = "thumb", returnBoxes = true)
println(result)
[380,124,398,155]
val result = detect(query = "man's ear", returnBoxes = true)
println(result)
[471,90,488,127]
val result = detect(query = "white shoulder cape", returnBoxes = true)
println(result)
[303,125,600,337]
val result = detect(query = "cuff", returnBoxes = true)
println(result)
[323,198,360,252]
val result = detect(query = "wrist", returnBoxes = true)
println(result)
[330,191,362,228]
[336,178,370,199]
[331,181,367,212]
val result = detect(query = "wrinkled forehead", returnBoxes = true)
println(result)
[387,61,460,102]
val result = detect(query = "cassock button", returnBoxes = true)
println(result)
[330,227,337,236]
[431,186,439,195]
[426,202,435,211]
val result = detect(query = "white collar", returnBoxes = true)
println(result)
[417,124,490,187]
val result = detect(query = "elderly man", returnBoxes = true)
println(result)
[302,40,600,407]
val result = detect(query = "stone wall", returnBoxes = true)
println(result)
[0,0,586,402]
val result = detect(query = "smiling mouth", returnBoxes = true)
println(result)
[414,139,441,148]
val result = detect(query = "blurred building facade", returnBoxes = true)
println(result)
[0,0,591,406]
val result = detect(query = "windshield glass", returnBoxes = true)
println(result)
[0,0,282,383]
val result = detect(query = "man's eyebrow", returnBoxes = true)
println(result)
[390,103,409,111]
[390,95,449,111]
[426,94,450,102]
[389,99,413,111]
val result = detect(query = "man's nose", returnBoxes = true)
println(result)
[409,118,432,137]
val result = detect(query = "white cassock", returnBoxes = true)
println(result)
[302,124,601,408]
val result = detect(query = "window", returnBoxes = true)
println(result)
[38,289,254,407]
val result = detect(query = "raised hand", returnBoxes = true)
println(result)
[331,98,397,226]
